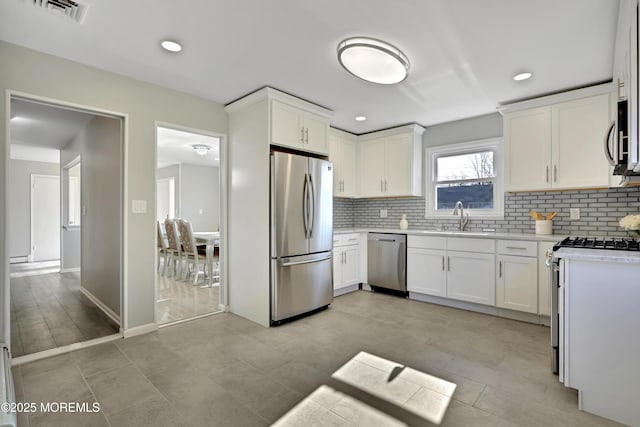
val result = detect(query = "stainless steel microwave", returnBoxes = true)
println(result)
[604,99,631,176]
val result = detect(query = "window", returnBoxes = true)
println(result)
[425,138,503,218]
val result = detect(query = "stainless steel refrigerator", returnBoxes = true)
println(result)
[270,151,333,323]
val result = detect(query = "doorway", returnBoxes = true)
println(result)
[155,124,225,324]
[8,96,122,357]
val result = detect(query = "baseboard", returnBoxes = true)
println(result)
[123,323,158,338]
[219,304,230,312]
[9,256,28,264]
[79,286,121,326]
[408,292,547,325]
[60,267,81,273]
[334,284,359,297]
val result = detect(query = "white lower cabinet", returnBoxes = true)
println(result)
[333,233,361,292]
[407,236,495,306]
[407,248,447,297]
[496,240,538,314]
[447,251,495,305]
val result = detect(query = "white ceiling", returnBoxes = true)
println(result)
[10,98,95,149]
[157,127,220,169]
[0,0,620,133]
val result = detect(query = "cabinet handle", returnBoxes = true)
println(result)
[499,260,502,278]
[341,180,345,192]
[300,127,305,144]
[384,180,388,192]
[447,256,450,271]
[506,246,527,250]
[442,256,445,271]
[305,127,309,144]
[553,165,557,182]
[381,180,384,192]
[546,166,549,183]
[342,252,346,264]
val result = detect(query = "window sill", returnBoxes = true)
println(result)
[62,225,81,231]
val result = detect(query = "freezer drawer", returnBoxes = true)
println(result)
[367,233,407,292]
[271,252,333,322]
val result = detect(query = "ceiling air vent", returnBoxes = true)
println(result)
[32,0,88,23]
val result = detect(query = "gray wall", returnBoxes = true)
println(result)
[8,159,59,258]
[180,164,220,232]
[334,112,640,237]
[1,41,228,337]
[157,165,180,219]
[60,129,83,271]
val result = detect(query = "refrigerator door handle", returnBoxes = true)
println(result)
[308,174,315,238]
[282,254,332,267]
[302,174,309,238]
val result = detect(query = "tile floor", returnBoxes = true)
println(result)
[155,268,220,324]
[12,291,623,426]
[10,270,120,357]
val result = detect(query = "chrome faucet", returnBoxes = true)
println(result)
[453,201,469,231]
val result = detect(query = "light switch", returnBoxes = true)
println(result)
[131,199,147,214]
[380,209,388,218]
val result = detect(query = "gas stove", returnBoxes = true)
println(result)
[553,236,640,251]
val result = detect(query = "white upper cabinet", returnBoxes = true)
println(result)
[357,125,424,198]
[329,130,357,198]
[503,88,611,191]
[271,100,329,155]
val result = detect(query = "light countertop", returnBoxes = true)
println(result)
[334,227,565,242]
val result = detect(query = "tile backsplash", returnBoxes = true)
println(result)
[334,187,640,237]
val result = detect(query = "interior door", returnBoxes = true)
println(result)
[272,151,309,258]
[31,174,60,262]
[307,157,333,254]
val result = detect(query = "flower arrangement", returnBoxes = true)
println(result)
[619,214,640,237]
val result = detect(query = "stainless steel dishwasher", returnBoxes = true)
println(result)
[367,233,407,293]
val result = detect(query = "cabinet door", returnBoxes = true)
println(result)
[496,255,538,313]
[537,242,555,316]
[447,251,495,305]
[332,248,344,289]
[271,101,303,149]
[407,248,447,297]
[342,245,360,287]
[504,107,552,191]
[329,135,343,196]
[357,138,386,197]
[340,139,357,197]
[303,111,329,155]
[384,133,413,196]
[551,94,610,189]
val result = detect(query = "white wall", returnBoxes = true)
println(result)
[180,164,220,231]
[8,159,59,259]
[0,41,228,339]
[423,112,503,146]
[60,130,82,271]
[157,164,180,219]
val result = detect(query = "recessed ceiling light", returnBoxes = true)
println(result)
[513,72,532,81]
[337,37,410,85]
[355,116,367,122]
[161,40,182,53]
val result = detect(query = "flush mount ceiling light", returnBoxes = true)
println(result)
[161,40,182,52]
[513,72,532,81]
[192,144,211,157]
[355,116,367,122]
[337,37,410,85]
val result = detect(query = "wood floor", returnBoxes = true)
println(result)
[11,291,623,426]
[10,270,120,357]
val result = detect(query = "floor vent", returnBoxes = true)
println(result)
[31,0,88,23]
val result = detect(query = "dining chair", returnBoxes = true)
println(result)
[156,221,169,274]
[176,219,208,285]
[163,218,183,277]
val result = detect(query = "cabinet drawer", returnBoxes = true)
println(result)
[447,237,494,254]
[408,235,446,250]
[497,240,537,257]
[333,233,360,247]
